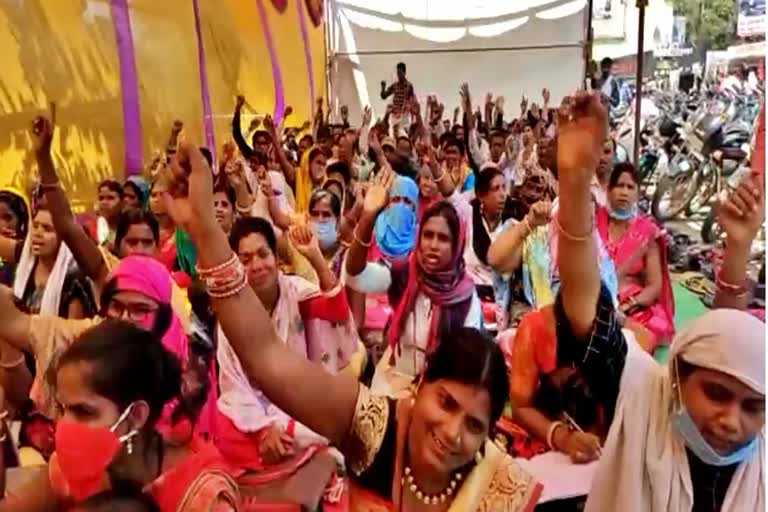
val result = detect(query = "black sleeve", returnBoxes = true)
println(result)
[232,107,253,159]
[554,284,627,425]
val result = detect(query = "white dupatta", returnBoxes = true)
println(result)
[586,309,765,512]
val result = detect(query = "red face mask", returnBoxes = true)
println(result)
[54,405,138,502]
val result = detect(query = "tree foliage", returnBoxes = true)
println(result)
[671,0,737,51]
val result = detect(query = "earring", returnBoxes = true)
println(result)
[127,437,134,455]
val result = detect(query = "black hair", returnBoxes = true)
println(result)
[421,200,462,255]
[0,190,29,239]
[475,168,504,197]
[98,180,124,199]
[424,327,509,426]
[251,130,271,149]
[326,161,351,186]
[307,146,325,166]
[534,367,599,429]
[316,125,332,143]
[122,181,145,205]
[608,162,640,190]
[396,62,406,73]
[396,135,411,148]
[74,488,160,512]
[57,321,182,429]
[212,180,237,208]
[441,135,465,156]
[199,147,213,169]
[229,216,277,254]
[115,209,160,250]
[489,130,506,143]
[601,57,613,68]
[309,189,342,218]
[299,134,314,146]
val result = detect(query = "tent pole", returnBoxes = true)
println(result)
[633,0,648,166]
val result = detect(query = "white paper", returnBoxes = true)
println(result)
[515,451,598,503]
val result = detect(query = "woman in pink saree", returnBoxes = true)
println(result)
[597,163,675,350]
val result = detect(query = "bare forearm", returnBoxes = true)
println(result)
[37,152,106,281]
[233,183,254,211]
[272,139,297,185]
[345,211,376,277]
[266,197,292,230]
[558,179,600,337]
[488,221,529,273]
[713,239,752,310]
[514,407,557,445]
[196,224,356,446]
[308,253,337,292]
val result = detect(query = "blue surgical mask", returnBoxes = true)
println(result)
[608,204,637,221]
[673,407,758,466]
[311,219,338,251]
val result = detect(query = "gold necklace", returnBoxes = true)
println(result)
[401,466,463,506]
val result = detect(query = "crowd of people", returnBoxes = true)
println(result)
[0,60,763,511]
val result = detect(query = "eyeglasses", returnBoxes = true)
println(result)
[106,299,158,321]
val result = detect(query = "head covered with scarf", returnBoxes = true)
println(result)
[124,175,150,209]
[375,175,420,260]
[586,309,765,512]
[99,255,215,440]
[296,146,327,213]
[388,200,475,355]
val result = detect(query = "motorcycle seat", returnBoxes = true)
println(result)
[718,147,748,161]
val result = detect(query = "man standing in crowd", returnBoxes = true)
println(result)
[380,62,415,135]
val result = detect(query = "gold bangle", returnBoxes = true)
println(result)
[433,170,446,182]
[555,216,592,242]
[547,420,565,450]
[353,226,373,248]
[521,217,532,235]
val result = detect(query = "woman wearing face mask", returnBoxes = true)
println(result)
[308,189,346,275]
[597,163,675,350]
[0,255,216,442]
[555,93,765,512]
[0,320,239,511]
[370,174,420,262]
[158,143,543,510]
[345,168,482,398]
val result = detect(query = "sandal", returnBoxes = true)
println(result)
[682,275,716,297]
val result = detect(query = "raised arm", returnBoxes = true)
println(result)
[345,132,393,277]
[232,96,254,159]
[556,94,608,337]
[163,143,358,447]
[713,174,765,309]
[264,113,296,186]
[380,81,394,100]
[288,226,337,292]
[31,116,108,283]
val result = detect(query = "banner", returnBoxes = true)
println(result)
[738,0,766,37]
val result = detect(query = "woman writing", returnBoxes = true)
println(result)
[597,163,675,349]
[159,141,542,511]
[554,92,765,512]
[0,321,239,511]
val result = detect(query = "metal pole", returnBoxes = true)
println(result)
[633,0,648,166]
[585,0,595,84]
